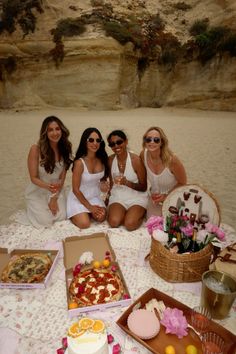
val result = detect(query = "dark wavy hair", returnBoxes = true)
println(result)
[39,116,73,173]
[107,130,127,142]
[74,127,109,178]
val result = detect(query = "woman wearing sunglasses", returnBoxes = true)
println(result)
[140,126,187,218]
[107,130,148,231]
[67,128,109,228]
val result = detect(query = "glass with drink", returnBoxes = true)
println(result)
[113,172,124,186]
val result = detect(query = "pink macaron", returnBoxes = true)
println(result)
[127,309,160,340]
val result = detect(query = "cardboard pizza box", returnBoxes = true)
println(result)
[117,288,236,354]
[63,232,132,317]
[0,248,59,289]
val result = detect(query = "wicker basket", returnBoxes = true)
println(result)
[149,239,213,283]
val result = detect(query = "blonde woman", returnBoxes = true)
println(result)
[140,126,187,218]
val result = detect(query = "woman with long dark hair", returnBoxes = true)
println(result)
[67,127,109,229]
[25,116,72,228]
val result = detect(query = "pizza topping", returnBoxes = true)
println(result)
[1,253,52,284]
[69,267,123,307]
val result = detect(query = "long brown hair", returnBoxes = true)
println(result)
[39,116,72,173]
[142,126,173,166]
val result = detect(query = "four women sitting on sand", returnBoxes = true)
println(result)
[25,118,187,229]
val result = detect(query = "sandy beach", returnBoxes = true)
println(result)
[0,107,236,230]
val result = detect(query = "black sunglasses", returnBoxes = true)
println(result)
[108,139,124,148]
[144,137,161,144]
[87,138,102,143]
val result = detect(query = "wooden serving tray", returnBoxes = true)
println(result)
[116,288,236,354]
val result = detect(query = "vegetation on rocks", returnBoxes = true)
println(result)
[0,0,43,36]
[189,20,236,63]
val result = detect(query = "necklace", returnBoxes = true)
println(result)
[117,156,127,171]
[148,152,161,166]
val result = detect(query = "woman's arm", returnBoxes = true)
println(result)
[124,153,147,192]
[27,144,55,193]
[72,159,94,212]
[170,155,187,186]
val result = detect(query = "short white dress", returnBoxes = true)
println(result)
[67,158,105,218]
[144,148,177,217]
[109,153,148,209]
[25,161,67,229]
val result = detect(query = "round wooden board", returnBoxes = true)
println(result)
[162,184,220,226]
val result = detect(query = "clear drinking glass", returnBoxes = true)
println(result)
[190,306,211,335]
[202,332,225,354]
[113,172,123,186]
[51,178,61,193]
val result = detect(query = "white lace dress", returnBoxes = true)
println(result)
[25,161,67,228]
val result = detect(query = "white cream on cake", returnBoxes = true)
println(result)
[67,331,108,354]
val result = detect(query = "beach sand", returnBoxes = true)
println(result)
[0,107,236,230]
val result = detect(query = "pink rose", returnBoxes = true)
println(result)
[180,224,193,237]
[216,228,225,241]
[146,216,163,234]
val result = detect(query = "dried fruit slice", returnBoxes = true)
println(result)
[78,317,95,330]
[91,319,105,333]
[68,301,79,309]
[68,322,85,338]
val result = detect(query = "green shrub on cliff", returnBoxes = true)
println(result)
[193,25,236,62]
[51,18,86,43]
[0,0,43,36]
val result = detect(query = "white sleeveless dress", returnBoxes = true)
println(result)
[144,149,177,217]
[25,161,66,228]
[67,158,105,218]
[109,153,148,209]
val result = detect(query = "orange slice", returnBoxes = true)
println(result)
[68,322,85,338]
[68,301,79,309]
[91,319,105,333]
[79,317,95,330]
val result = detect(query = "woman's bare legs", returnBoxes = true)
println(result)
[71,213,91,229]
[107,203,126,228]
[124,205,146,231]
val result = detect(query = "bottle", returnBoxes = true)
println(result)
[189,228,200,253]
[176,232,185,254]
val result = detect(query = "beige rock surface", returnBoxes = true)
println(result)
[0,0,236,110]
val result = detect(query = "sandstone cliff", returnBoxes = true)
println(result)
[0,0,236,111]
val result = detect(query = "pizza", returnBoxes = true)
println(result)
[1,253,52,283]
[69,268,124,307]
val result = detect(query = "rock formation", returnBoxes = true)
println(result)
[0,0,236,111]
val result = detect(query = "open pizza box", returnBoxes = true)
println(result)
[0,248,59,289]
[63,232,132,317]
[117,288,236,354]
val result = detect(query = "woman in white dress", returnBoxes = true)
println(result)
[25,116,72,228]
[107,130,148,231]
[140,126,187,218]
[67,128,109,229]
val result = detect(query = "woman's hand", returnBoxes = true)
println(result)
[90,205,106,220]
[151,193,167,205]
[48,183,58,194]
[48,198,59,215]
